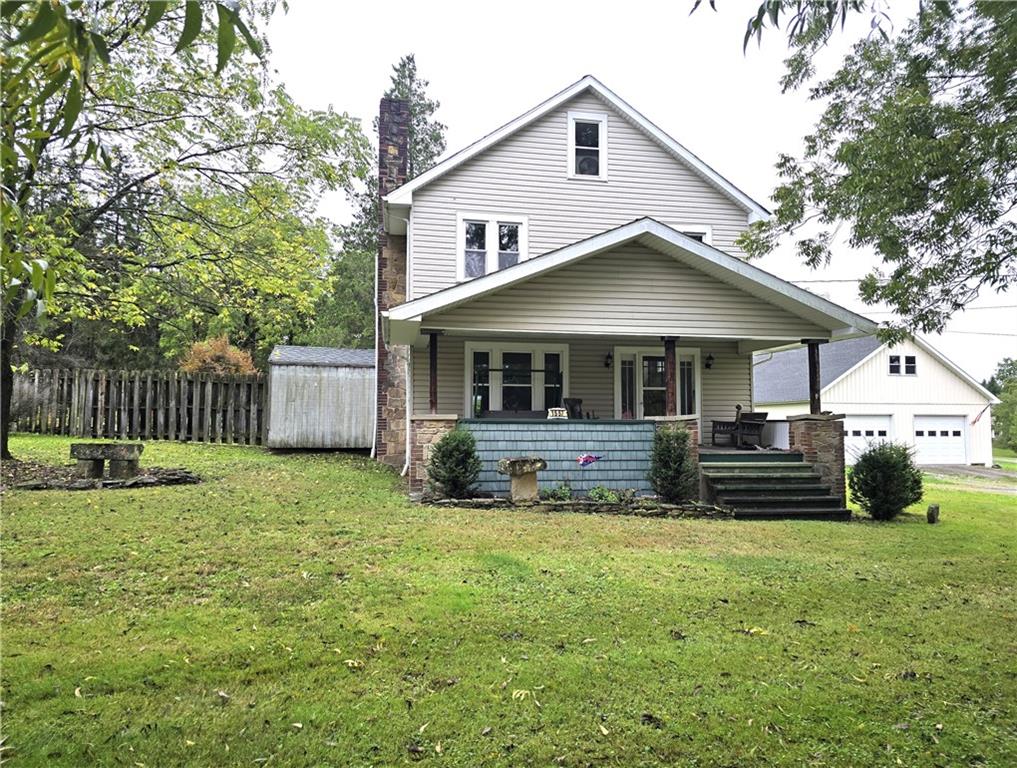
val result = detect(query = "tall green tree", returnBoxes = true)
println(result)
[695,2,1017,342]
[302,53,446,349]
[1,2,369,457]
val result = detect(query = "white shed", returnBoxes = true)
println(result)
[266,346,375,449]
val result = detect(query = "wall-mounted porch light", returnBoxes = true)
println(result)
[604,352,613,369]
[705,353,714,370]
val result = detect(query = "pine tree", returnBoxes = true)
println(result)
[304,54,446,348]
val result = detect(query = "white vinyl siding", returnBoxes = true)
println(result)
[426,244,827,339]
[409,91,753,297]
[411,337,751,429]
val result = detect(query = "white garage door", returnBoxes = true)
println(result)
[843,415,891,465]
[914,416,966,465]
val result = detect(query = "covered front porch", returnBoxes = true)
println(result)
[386,219,876,501]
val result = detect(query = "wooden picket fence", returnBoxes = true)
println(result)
[11,369,268,445]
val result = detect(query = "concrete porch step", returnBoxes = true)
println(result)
[701,465,820,477]
[703,471,821,484]
[698,451,804,463]
[713,483,832,497]
[717,494,843,510]
[733,507,851,521]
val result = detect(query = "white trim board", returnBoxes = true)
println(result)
[383,75,770,220]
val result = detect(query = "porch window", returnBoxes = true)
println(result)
[567,111,607,180]
[502,352,533,411]
[544,353,562,408]
[679,357,695,414]
[465,342,569,416]
[471,351,491,417]
[457,213,529,281]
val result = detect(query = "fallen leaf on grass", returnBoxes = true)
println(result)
[74,687,82,698]
[292,722,303,730]
[598,724,609,736]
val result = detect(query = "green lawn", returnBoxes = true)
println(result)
[3,435,1016,767]
[994,444,1017,470]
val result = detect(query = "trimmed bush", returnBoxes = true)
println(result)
[648,425,698,503]
[849,441,923,520]
[426,428,481,499]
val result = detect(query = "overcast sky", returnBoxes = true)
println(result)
[267,1,1015,381]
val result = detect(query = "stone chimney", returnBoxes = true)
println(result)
[375,97,410,466]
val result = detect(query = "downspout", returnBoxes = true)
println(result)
[370,243,379,459]
[401,350,412,476]
[398,213,412,477]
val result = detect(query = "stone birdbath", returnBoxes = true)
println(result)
[497,456,547,503]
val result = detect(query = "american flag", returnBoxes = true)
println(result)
[576,454,603,468]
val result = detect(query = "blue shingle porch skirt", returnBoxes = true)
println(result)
[461,419,656,497]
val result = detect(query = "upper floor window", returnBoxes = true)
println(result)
[457,212,528,281]
[677,226,713,245]
[889,354,917,375]
[567,111,607,180]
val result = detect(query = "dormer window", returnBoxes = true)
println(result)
[567,111,607,180]
[457,212,528,281]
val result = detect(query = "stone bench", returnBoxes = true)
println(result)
[70,443,144,479]
[497,456,547,502]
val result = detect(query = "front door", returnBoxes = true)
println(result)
[616,348,699,421]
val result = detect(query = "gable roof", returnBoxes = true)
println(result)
[753,335,1000,405]
[385,218,877,342]
[753,336,881,403]
[383,75,770,220]
[269,345,375,368]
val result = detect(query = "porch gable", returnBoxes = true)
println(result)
[425,242,829,340]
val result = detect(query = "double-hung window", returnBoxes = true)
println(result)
[567,111,607,179]
[457,213,528,281]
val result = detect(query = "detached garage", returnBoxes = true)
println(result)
[754,336,998,466]
[266,346,375,449]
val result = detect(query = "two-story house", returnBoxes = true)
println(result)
[374,76,877,513]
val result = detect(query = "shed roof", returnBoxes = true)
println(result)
[268,345,375,368]
[753,336,881,404]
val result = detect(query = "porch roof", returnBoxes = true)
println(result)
[385,218,878,347]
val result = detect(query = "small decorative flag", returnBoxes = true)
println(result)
[576,453,603,468]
